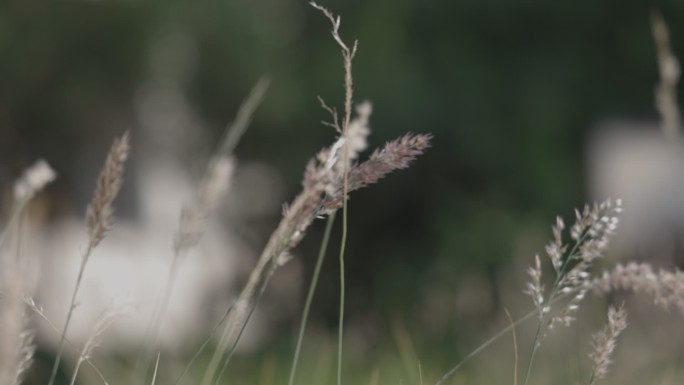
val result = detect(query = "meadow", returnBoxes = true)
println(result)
[2,3,684,385]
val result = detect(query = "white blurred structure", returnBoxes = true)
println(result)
[28,26,292,356]
[588,121,684,262]
[35,161,244,353]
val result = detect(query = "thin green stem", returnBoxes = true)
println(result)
[173,77,269,385]
[337,109,351,385]
[218,77,270,156]
[213,259,279,385]
[435,308,537,385]
[134,250,185,384]
[521,323,543,385]
[521,244,579,385]
[26,296,110,385]
[337,203,347,385]
[150,353,161,385]
[288,212,337,385]
[435,290,575,385]
[0,199,28,250]
[200,189,316,385]
[522,227,594,384]
[588,371,597,385]
[337,46,353,385]
[48,242,95,385]
[173,302,234,385]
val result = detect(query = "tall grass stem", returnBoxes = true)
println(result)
[213,259,279,385]
[288,212,336,385]
[435,290,574,385]
[48,243,95,385]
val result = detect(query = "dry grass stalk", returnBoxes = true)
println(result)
[287,20,369,378]
[203,108,431,385]
[310,1,357,132]
[175,155,235,252]
[0,159,56,385]
[141,80,267,385]
[0,297,35,385]
[0,249,34,385]
[174,77,268,254]
[49,132,130,385]
[204,126,431,351]
[592,262,684,314]
[308,9,361,382]
[588,304,627,384]
[503,308,519,385]
[86,132,131,247]
[652,11,681,140]
[12,159,57,203]
[323,133,432,212]
[0,159,57,249]
[25,297,110,385]
[178,77,269,252]
[521,199,621,385]
[524,199,622,331]
[201,6,431,383]
[70,305,127,385]
[135,157,234,383]
[130,80,267,384]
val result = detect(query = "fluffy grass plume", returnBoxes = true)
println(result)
[0,160,55,385]
[86,132,130,247]
[588,304,627,385]
[49,132,130,385]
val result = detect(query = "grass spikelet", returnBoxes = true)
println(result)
[86,132,130,247]
[70,305,127,385]
[592,263,684,314]
[200,6,432,381]
[652,10,681,140]
[12,159,57,203]
[521,199,621,385]
[0,159,57,249]
[0,159,55,385]
[0,304,35,385]
[588,304,627,385]
[49,132,130,385]
[175,155,235,252]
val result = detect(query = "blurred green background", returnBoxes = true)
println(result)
[2,0,684,383]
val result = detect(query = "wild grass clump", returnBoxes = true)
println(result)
[1,4,684,385]
[0,160,55,385]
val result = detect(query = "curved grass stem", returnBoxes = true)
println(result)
[48,242,95,385]
[435,290,574,385]
[213,258,279,385]
[288,212,337,385]
[337,204,347,385]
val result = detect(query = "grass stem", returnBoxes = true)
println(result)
[337,201,347,385]
[48,242,95,385]
[435,290,574,385]
[288,212,337,385]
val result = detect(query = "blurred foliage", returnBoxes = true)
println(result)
[3,0,684,364]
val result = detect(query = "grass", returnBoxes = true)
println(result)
[2,4,684,385]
